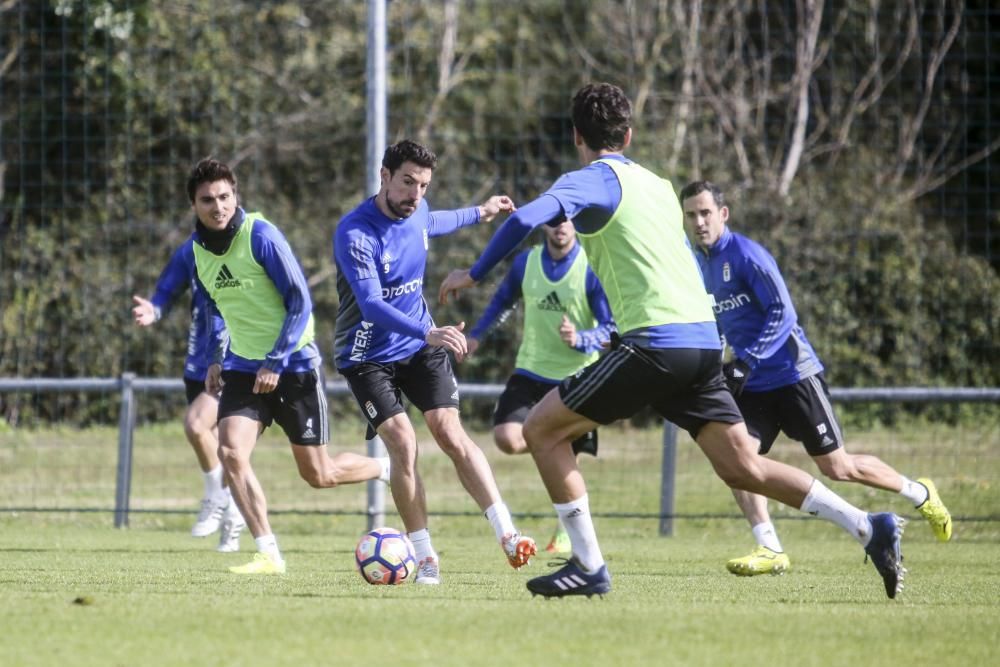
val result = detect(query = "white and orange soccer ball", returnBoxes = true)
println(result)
[355,527,416,585]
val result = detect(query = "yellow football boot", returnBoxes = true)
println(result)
[726,545,790,576]
[916,478,953,542]
[228,552,286,575]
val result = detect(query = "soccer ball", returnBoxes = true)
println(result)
[355,527,416,585]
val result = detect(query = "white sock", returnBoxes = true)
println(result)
[203,465,224,500]
[484,502,516,542]
[799,479,873,546]
[751,521,783,553]
[407,529,436,563]
[899,477,929,506]
[554,494,604,572]
[254,534,282,562]
[377,457,391,484]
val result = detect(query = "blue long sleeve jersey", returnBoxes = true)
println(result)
[333,197,481,369]
[694,227,823,392]
[469,242,615,384]
[185,208,320,374]
[148,239,226,382]
[469,155,718,350]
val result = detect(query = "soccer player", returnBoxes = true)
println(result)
[466,218,614,553]
[132,250,247,552]
[439,82,906,599]
[333,139,537,585]
[680,179,952,576]
[184,157,389,575]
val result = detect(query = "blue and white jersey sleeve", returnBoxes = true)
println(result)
[333,198,437,368]
[250,221,320,373]
[150,242,193,320]
[470,160,621,281]
[428,206,480,237]
[151,238,220,381]
[704,229,823,391]
[574,267,615,354]
[469,250,528,341]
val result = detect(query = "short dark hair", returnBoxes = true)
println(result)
[679,180,726,208]
[571,83,632,152]
[382,140,437,174]
[187,158,237,203]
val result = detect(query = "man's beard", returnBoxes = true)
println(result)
[386,196,415,219]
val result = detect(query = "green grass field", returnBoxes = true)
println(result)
[1,419,999,666]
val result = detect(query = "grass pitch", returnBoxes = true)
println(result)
[1,512,998,666]
[1,419,998,666]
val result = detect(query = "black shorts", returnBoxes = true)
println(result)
[184,377,207,405]
[558,340,743,441]
[340,345,460,432]
[217,368,328,446]
[494,373,598,457]
[736,373,843,456]
[184,377,220,405]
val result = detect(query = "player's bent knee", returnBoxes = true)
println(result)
[714,458,767,491]
[815,457,854,481]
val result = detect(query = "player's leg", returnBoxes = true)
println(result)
[216,371,284,574]
[491,374,550,455]
[726,489,789,576]
[522,343,657,598]
[278,369,384,488]
[521,388,610,597]
[725,389,787,575]
[342,359,438,582]
[405,347,535,569]
[787,375,953,541]
[493,422,526,455]
[423,406,537,569]
[695,422,905,597]
[375,413,439,584]
[183,381,228,538]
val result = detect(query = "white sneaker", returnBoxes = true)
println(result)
[191,496,227,537]
[216,502,246,553]
[378,456,391,485]
[414,556,440,585]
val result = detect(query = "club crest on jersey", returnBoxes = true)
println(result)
[723,262,731,282]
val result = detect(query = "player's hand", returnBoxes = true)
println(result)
[206,364,223,395]
[465,336,480,359]
[439,269,477,304]
[723,359,752,397]
[253,367,280,394]
[426,322,469,361]
[478,195,516,224]
[558,315,578,348]
[132,295,156,326]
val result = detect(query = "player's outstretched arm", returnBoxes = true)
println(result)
[477,195,516,224]
[438,269,477,305]
[131,295,157,326]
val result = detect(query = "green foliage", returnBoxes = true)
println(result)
[1,1,996,425]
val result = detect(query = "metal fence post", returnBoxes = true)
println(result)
[659,420,678,536]
[114,372,137,528]
[366,435,387,530]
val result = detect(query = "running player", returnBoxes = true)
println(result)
[466,218,614,552]
[334,139,536,585]
[440,83,906,600]
[680,179,952,576]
